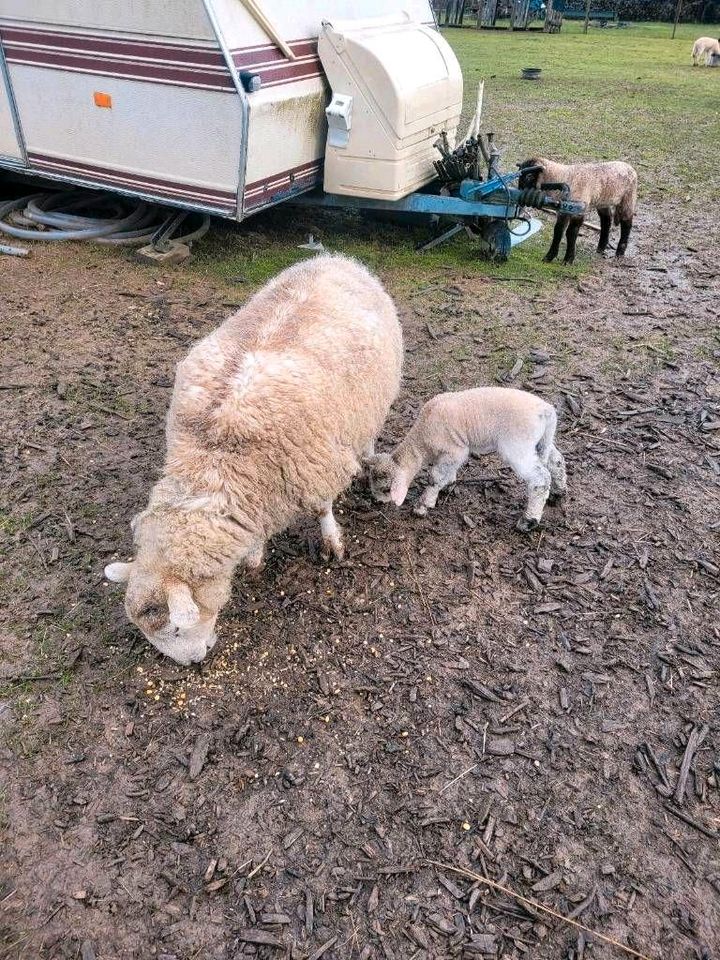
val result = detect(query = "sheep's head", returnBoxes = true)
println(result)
[364,453,411,507]
[517,158,544,191]
[105,505,233,665]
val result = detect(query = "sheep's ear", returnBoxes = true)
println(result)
[390,473,410,507]
[105,561,134,583]
[167,583,200,630]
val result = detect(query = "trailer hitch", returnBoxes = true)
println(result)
[459,176,585,218]
[515,182,586,218]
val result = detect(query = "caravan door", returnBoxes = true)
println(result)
[0,38,23,162]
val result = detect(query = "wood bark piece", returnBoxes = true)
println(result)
[673,724,709,805]
[188,732,211,780]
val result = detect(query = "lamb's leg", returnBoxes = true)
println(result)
[597,208,612,254]
[544,215,567,262]
[616,218,632,257]
[316,501,344,560]
[413,453,465,517]
[546,445,568,503]
[245,540,266,569]
[563,217,583,265]
[359,439,375,482]
[504,448,552,532]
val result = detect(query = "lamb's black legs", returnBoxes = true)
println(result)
[597,208,612,254]
[544,215,568,262]
[616,217,633,257]
[547,210,624,265]
[563,218,582,264]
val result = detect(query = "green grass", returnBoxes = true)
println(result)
[190,206,585,290]
[0,512,32,537]
[188,21,717,285]
[448,20,719,199]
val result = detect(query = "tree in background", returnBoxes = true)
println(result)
[432,0,720,20]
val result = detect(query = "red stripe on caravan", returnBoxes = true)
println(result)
[0,26,325,90]
[4,47,235,90]
[30,165,237,208]
[0,26,226,66]
[28,152,237,205]
[231,39,317,69]
[252,58,323,87]
[244,159,324,194]
[243,160,323,210]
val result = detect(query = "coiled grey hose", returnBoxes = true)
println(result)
[0,189,211,246]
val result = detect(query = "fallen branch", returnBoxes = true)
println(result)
[426,861,652,960]
[246,848,273,880]
[673,724,709,806]
[664,804,718,839]
[440,763,479,794]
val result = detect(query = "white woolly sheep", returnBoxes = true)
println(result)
[518,156,638,264]
[692,36,720,66]
[365,387,566,532]
[105,255,403,665]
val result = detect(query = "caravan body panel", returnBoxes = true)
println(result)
[0,0,441,219]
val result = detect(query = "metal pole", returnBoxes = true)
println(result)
[0,243,29,257]
[672,0,682,38]
[583,0,591,33]
[237,0,296,59]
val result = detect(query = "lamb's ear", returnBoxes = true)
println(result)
[167,583,200,630]
[105,561,134,583]
[390,473,410,507]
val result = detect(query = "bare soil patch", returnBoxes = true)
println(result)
[1,202,719,960]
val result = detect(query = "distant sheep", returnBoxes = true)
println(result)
[105,255,403,665]
[692,36,720,66]
[518,157,637,264]
[365,387,566,532]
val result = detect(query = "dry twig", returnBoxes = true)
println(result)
[426,861,652,960]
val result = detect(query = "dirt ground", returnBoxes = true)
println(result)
[1,197,719,960]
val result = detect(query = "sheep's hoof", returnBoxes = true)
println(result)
[543,253,557,263]
[562,257,575,266]
[245,549,265,570]
[548,488,567,505]
[413,504,428,517]
[321,535,345,562]
[516,516,540,534]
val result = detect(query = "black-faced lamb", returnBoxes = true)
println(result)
[518,157,637,264]
[365,387,566,532]
[104,255,403,665]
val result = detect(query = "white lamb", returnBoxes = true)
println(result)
[104,255,402,665]
[365,387,567,532]
[692,36,720,66]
